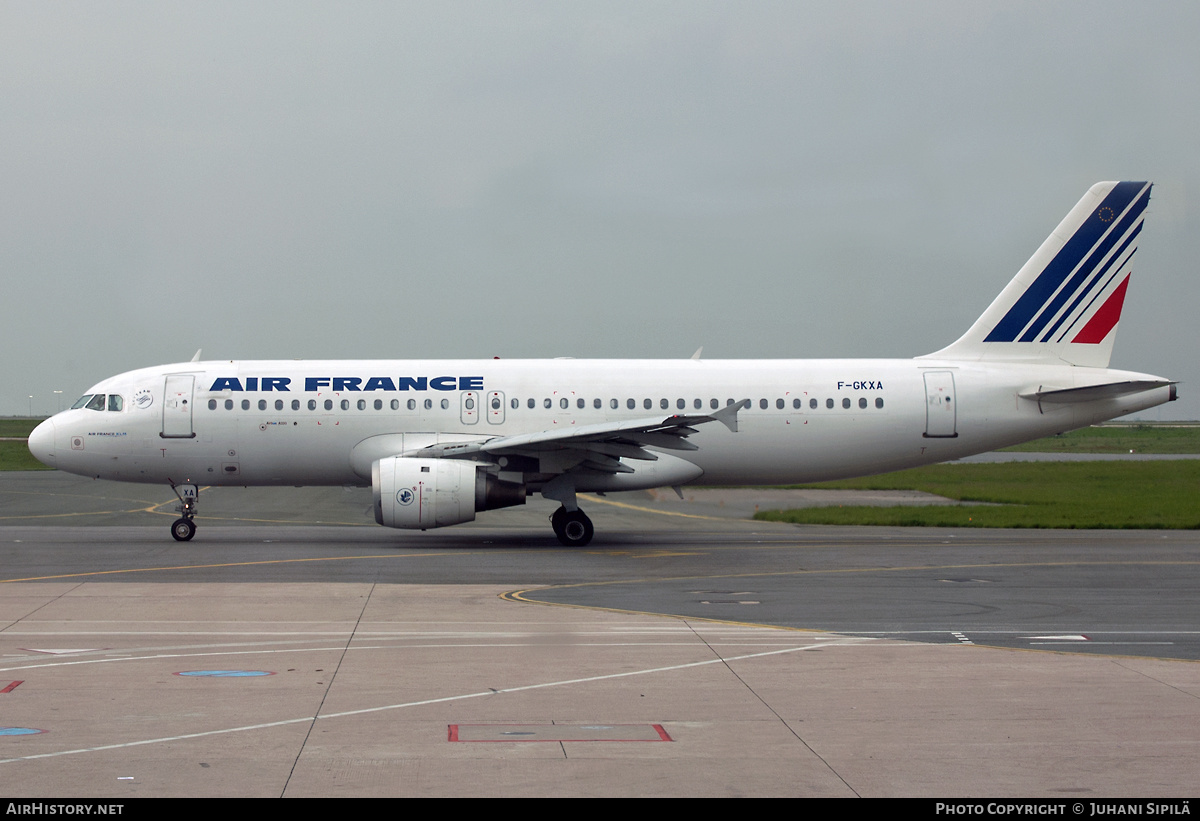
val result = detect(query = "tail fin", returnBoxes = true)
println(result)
[923,181,1151,368]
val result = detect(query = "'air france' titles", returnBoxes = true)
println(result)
[207,376,484,393]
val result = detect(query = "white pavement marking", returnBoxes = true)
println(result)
[0,639,872,764]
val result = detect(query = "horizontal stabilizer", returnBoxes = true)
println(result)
[1019,380,1175,404]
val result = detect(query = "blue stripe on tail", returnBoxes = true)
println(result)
[983,181,1147,343]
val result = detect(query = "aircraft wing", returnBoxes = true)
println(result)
[408,399,749,474]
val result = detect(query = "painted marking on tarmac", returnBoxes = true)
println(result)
[0,681,22,693]
[22,648,102,655]
[586,495,734,522]
[588,550,702,558]
[0,640,866,764]
[1025,634,1090,641]
[176,670,275,677]
[0,551,473,584]
[0,727,43,736]
[0,486,369,527]
[449,723,672,742]
[951,631,974,645]
[0,635,852,676]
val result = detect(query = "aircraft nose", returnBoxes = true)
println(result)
[27,418,56,467]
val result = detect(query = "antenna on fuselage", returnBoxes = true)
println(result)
[190,349,202,362]
[690,347,703,360]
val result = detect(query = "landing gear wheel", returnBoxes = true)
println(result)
[171,517,196,542]
[553,508,593,547]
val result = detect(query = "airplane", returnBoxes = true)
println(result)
[27,181,1175,546]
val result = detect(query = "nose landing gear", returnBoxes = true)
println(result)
[168,481,199,542]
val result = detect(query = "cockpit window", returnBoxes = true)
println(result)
[85,394,106,411]
[107,395,123,412]
[71,394,93,410]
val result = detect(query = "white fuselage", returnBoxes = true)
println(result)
[24,182,1175,544]
[31,357,1173,491]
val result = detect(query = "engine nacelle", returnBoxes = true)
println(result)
[372,456,525,530]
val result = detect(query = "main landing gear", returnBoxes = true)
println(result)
[551,506,594,547]
[168,481,199,542]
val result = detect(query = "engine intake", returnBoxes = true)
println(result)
[372,456,525,529]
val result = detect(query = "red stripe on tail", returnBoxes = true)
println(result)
[1072,275,1130,344]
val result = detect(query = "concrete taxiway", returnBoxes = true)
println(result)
[0,471,1197,797]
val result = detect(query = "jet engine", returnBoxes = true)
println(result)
[372,456,525,529]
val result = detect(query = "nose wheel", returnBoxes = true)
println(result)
[168,480,199,542]
[551,506,594,547]
[171,517,196,542]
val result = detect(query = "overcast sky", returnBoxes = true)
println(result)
[3,1,1197,418]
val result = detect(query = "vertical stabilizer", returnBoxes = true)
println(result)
[923,181,1150,367]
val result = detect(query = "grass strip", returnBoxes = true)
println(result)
[999,424,1200,454]
[0,441,51,470]
[0,419,42,438]
[754,461,1200,529]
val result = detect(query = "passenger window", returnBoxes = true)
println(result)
[577,398,585,409]
[407,399,416,410]
[660,398,669,410]
[440,398,449,410]
[259,400,267,411]
[810,398,817,409]
[511,398,518,410]
[793,398,801,409]
[307,400,317,411]
[644,398,652,410]
[627,398,635,410]
[291,400,300,411]
[876,398,884,409]
[544,398,551,409]
[560,398,568,410]
[694,398,701,410]
[242,399,250,411]
[494,398,502,410]
[826,398,834,409]
[357,399,366,411]
[424,399,432,410]
[859,397,867,409]
[341,400,350,411]
[610,398,618,410]
[392,399,400,410]
[776,398,784,410]
[225,399,234,410]
[374,399,383,410]
[842,398,851,409]
[710,398,718,410]
[276,400,284,411]
[593,398,601,409]
[528,398,535,409]
[324,399,333,411]
[465,397,475,410]
[86,394,106,411]
[108,395,123,412]
[759,399,767,410]
[208,399,217,411]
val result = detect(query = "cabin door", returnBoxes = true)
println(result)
[161,375,196,439]
[923,371,958,438]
